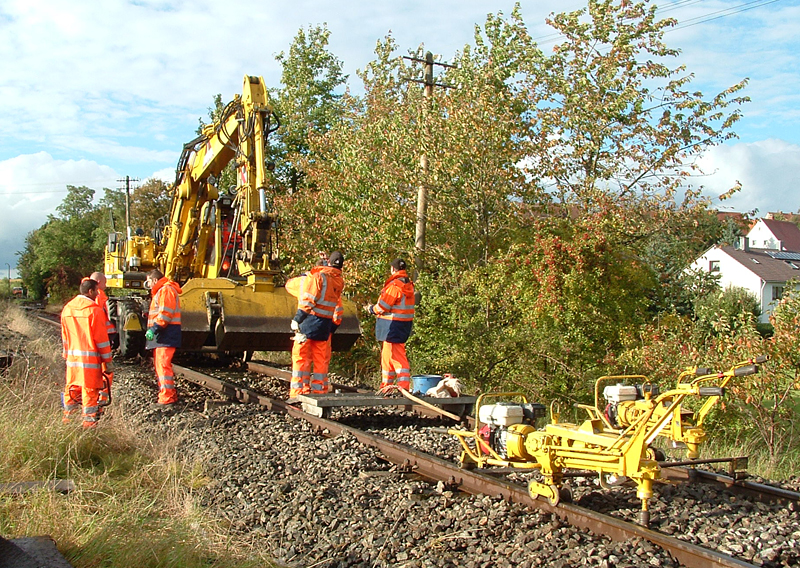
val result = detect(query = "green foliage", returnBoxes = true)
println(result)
[523,0,748,229]
[270,24,348,194]
[18,186,110,301]
[129,178,173,235]
[694,285,760,339]
[411,220,652,399]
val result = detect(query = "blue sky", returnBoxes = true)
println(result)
[1,0,799,278]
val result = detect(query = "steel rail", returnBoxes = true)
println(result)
[663,466,800,504]
[173,363,758,568]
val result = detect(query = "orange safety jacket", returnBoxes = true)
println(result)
[293,266,344,341]
[287,271,343,327]
[95,288,117,335]
[373,270,415,344]
[61,295,113,389]
[146,278,182,349]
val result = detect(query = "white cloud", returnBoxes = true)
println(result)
[697,139,800,215]
[0,152,120,274]
[150,167,176,184]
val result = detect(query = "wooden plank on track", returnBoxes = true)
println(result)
[295,392,476,408]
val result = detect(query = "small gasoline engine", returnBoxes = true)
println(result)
[477,402,546,459]
[602,383,660,429]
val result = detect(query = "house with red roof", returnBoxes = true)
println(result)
[690,219,800,323]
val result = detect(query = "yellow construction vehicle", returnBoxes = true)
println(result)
[594,356,766,459]
[104,75,361,358]
[448,360,762,526]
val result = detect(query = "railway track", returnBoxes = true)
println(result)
[31,311,800,566]
[172,361,800,568]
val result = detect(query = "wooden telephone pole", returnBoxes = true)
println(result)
[403,51,455,287]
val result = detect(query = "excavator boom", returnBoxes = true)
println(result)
[104,75,361,356]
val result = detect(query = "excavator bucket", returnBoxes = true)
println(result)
[178,278,361,353]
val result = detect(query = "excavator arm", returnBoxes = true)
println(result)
[161,75,280,285]
[105,75,362,356]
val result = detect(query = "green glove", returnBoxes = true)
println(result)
[145,328,156,341]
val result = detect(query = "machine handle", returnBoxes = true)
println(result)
[695,367,713,375]
[699,387,725,397]
[754,355,768,364]
[734,364,758,377]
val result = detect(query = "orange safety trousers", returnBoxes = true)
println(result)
[63,385,102,429]
[380,341,410,390]
[290,338,331,397]
[154,347,178,404]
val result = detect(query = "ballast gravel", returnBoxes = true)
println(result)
[107,358,799,568]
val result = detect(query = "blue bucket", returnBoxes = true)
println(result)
[412,375,442,394]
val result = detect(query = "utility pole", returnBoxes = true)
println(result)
[403,51,455,287]
[117,176,140,239]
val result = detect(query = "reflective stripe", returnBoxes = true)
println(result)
[148,281,182,328]
[299,271,341,319]
[66,361,103,369]
[377,293,415,321]
[67,349,100,357]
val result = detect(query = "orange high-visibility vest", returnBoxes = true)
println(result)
[298,266,343,321]
[61,295,113,389]
[374,270,415,322]
[148,278,182,328]
[288,272,343,326]
[96,288,117,335]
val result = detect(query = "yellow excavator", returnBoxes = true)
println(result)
[103,75,361,358]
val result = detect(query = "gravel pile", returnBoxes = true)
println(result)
[107,358,799,567]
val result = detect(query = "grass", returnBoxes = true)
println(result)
[0,303,273,568]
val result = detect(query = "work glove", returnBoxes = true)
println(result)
[290,319,300,332]
[102,361,113,372]
[145,328,156,341]
[292,332,307,344]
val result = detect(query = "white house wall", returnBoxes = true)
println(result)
[747,220,780,250]
[690,248,770,322]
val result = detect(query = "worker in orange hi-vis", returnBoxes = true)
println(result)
[365,258,415,393]
[144,269,182,407]
[89,271,117,340]
[288,251,345,399]
[89,271,116,409]
[61,278,114,428]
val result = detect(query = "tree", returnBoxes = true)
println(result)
[521,0,748,249]
[17,186,110,301]
[270,24,348,194]
[129,178,173,235]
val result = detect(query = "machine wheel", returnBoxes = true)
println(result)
[547,484,561,506]
[117,300,145,359]
[558,486,573,504]
[528,480,561,506]
[651,447,667,462]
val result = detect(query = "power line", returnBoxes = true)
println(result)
[528,0,787,47]
[671,0,787,30]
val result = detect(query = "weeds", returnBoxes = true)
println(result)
[0,302,272,568]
